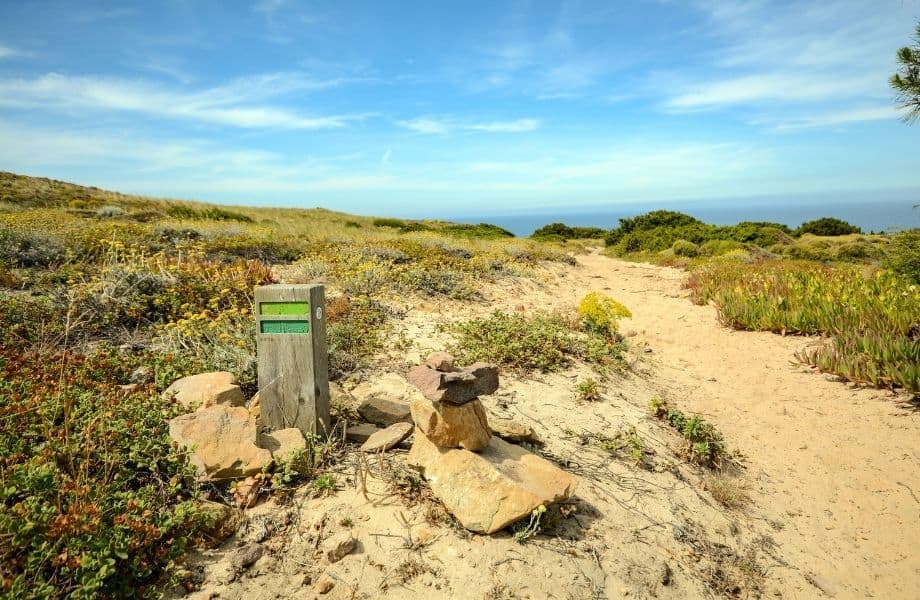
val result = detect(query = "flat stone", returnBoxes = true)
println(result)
[408,362,500,405]
[410,396,491,451]
[230,543,263,571]
[491,419,543,446]
[353,373,413,426]
[324,532,356,563]
[258,427,306,459]
[407,432,577,534]
[346,423,381,443]
[168,405,272,481]
[164,372,245,411]
[425,351,456,372]
[313,573,335,594]
[360,422,413,453]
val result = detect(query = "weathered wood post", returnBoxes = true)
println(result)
[255,284,330,437]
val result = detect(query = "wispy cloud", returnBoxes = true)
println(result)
[0,44,30,60]
[662,0,908,122]
[769,106,898,131]
[0,72,363,129]
[398,116,539,135]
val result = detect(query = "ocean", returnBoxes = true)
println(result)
[446,195,919,238]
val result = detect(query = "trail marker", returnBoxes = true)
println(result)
[255,284,330,437]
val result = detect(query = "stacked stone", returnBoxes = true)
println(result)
[407,352,498,451]
[406,352,578,535]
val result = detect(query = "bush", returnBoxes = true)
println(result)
[450,310,625,372]
[886,229,920,283]
[687,260,920,393]
[577,292,632,337]
[532,223,605,241]
[96,205,125,218]
[699,239,745,257]
[0,226,67,267]
[0,349,208,598]
[795,217,861,237]
[650,397,726,468]
[166,205,253,223]
[443,223,514,239]
[672,239,700,257]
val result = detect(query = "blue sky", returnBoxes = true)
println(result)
[0,0,918,217]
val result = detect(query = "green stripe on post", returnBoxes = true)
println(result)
[260,301,310,316]
[260,320,310,334]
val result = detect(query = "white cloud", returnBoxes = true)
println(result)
[0,44,29,60]
[0,72,362,129]
[770,106,899,130]
[666,72,879,111]
[397,116,539,135]
[662,0,913,122]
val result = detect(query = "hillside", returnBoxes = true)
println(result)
[1,173,918,599]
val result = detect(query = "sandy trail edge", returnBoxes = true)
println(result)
[574,253,920,598]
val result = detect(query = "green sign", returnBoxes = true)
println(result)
[260,301,310,316]
[260,320,310,334]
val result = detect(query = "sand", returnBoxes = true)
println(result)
[181,252,919,599]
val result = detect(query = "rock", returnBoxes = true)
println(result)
[258,428,306,458]
[230,543,263,571]
[195,500,240,547]
[168,405,272,480]
[324,532,356,563]
[233,476,262,508]
[249,392,261,425]
[360,422,413,453]
[410,396,491,451]
[353,375,415,426]
[425,351,455,372]
[491,419,543,446]
[313,573,335,594]
[129,365,152,384]
[407,432,577,534]
[346,423,381,443]
[407,362,499,405]
[164,372,245,411]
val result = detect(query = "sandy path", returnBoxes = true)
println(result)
[572,253,920,599]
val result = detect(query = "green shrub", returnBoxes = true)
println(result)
[672,239,700,257]
[0,226,67,267]
[373,217,408,229]
[886,229,920,283]
[450,310,624,372]
[699,239,745,257]
[650,397,726,468]
[0,349,208,598]
[532,223,605,241]
[166,205,253,223]
[687,260,920,393]
[443,223,514,239]
[795,217,861,237]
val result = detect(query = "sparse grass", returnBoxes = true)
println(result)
[687,260,920,393]
[704,473,750,509]
[650,397,727,468]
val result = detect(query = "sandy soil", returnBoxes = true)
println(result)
[182,252,919,600]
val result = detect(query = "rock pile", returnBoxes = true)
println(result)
[407,353,578,534]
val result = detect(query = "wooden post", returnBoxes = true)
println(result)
[255,284,330,438]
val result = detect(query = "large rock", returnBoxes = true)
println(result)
[407,432,577,534]
[258,428,306,458]
[169,405,272,480]
[407,362,499,405]
[410,396,491,451]
[164,372,245,411]
[360,422,413,453]
[353,373,414,426]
